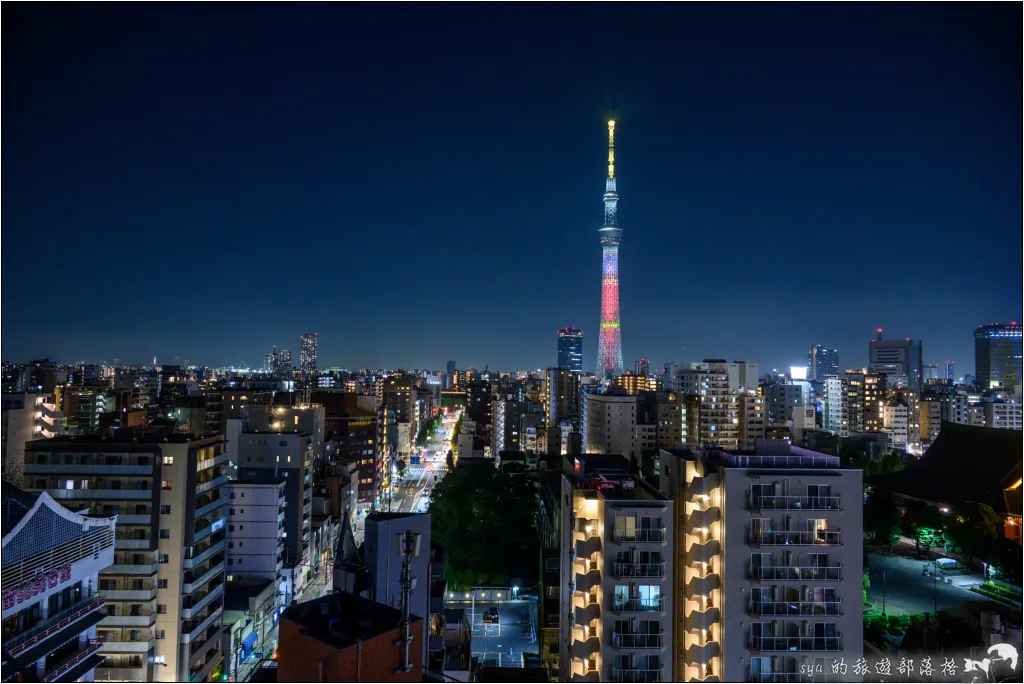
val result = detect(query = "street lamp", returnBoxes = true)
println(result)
[881,569,887,616]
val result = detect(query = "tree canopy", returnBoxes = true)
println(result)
[900,499,943,552]
[428,462,538,588]
[942,502,1000,563]
[864,488,901,552]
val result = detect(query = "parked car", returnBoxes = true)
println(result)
[483,607,500,623]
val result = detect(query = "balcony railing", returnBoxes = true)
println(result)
[100,611,156,628]
[184,539,225,570]
[182,582,225,620]
[611,598,665,614]
[748,494,841,511]
[195,474,228,496]
[44,638,104,682]
[749,566,842,581]
[101,562,159,576]
[94,666,148,681]
[48,488,152,500]
[613,529,666,543]
[6,595,105,656]
[611,632,665,649]
[748,674,801,683]
[612,562,666,579]
[102,587,157,601]
[747,599,842,616]
[181,605,224,643]
[611,666,664,683]
[748,635,843,652]
[749,530,841,546]
[183,561,226,594]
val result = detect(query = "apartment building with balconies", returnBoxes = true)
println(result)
[676,363,740,449]
[23,432,230,682]
[2,487,116,683]
[567,466,674,683]
[2,392,65,486]
[657,442,863,683]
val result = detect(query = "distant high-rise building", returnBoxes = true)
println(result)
[764,382,804,426]
[582,396,638,458]
[922,363,941,383]
[737,390,766,450]
[635,358,650,376]
[863,371,887,432]
[974,322,1023,389]
[446,359,456,375]
[727,360,759,392]
[557,327,584,372]
[823,376,848,436]
[266,346,293,380]
[545,368,581,453]
[492,393,526,456]
[676,362,740,448]
[596,120,625,379]
[383,375,416,455]
[944,360,955,381]
[299,332,318,382]
[844,370,866,434]
[869,330,923,390]
[808,345,840,380]
[614,373,662,395]
[662,362,679,389]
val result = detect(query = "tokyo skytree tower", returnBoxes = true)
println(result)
[596,120,624,379]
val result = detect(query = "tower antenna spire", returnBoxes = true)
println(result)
[607,120,615,179]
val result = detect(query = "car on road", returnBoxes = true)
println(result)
[482,607,500,623]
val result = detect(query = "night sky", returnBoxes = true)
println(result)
[4,4,1021,373]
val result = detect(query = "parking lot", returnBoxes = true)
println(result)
[469,600,537,668]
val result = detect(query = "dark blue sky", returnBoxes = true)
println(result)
[4,4,1021,373]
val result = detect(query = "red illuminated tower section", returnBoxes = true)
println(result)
[596,120,624,379]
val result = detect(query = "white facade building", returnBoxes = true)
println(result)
[983,400,1023,430]
[883,401,910,450]
[822,377,848,436]
[2,488,116,683]
[225,481,287,605]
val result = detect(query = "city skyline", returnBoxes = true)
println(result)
[3,4,1020,372]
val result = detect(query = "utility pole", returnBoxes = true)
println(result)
[395,530,416,674]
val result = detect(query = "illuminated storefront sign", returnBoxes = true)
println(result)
[2,565,72,609]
